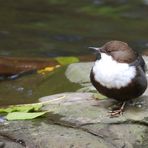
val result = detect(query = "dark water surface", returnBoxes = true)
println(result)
[0,0,148,105]
[0,0,148,57]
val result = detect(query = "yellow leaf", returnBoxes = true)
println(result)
[44,67,54,71]
[37,66,54,74]
[37,65,61,74]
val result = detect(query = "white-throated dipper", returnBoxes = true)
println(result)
[90,40,147,117]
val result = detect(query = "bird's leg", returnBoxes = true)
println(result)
[109,102,126,117]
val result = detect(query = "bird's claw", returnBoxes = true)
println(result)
[109,109,124,117]
[108,102,126,118]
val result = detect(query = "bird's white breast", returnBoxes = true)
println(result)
[93,53,136,89]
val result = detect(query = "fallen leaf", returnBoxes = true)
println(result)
[6,112,46,120]
[0,104,42,113]
[37,66,55,74]
[0,95,66,121]
[55,56,79,65]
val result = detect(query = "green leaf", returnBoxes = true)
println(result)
[55,56,79,65]
[6,112,46,120]
[0,95,66,120]
[0,104,43,113]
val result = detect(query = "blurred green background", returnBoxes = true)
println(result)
[0,0,148,57]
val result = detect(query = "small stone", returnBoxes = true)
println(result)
[137,104,142,108]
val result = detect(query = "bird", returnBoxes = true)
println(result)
[89,40,147,117]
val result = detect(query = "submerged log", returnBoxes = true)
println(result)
[0,55,95,78]
[0,56,58,76]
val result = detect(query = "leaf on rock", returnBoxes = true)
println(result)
[0,95,66,120]
[0,104,43,113]
[55,56,79,65]
[6,112,46,120]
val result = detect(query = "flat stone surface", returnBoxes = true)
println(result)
[65,62,94,84]
[40,92,148,148]
[0,92,148,148]
[65,62,96,92]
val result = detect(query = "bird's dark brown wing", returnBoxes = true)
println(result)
[129,54,147,72]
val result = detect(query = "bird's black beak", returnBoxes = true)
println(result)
[88,47,101,52]
[88,47,102,60]
[88,46,106,54]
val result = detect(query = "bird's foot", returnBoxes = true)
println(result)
[109,109,124,117]
[109,102,126,118]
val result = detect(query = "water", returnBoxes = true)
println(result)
[0,0,148,57]
[0,0,148,105]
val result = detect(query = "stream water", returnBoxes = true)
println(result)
[0,0,148,105]
[0,0,148,57]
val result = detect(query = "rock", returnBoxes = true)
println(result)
[39,92,148,148]
[65,62,93,84]
[0,93,148,147]
[0,142,5,148]
[143,56,148,69]
[0,92,147,147]
[36,92,148,147]
[0,119,106,148]
[65,62,96,92]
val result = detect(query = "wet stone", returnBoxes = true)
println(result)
[0,142,5,148]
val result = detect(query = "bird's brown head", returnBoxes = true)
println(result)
[89,40,137,63]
